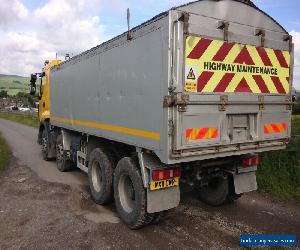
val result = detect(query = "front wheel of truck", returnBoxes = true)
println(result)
[197,174,229,206]
[114,157,154,229]
[41,129,50,161]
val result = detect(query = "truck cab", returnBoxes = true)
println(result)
[38,60,63,122]
[29,59,62,159]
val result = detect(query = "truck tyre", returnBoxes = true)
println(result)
[197,174,229,206]
[56,134,72,172]
[41,129,50,161]
[114,157,154,229]
[88,148,114,204]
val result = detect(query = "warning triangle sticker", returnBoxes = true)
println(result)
[187,68,196,80]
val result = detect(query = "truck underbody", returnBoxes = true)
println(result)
[38,120,258,228]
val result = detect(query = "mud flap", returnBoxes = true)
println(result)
[147,186,180,213]
[233,171,257,194]
[136,149,181,213]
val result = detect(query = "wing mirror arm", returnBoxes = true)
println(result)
[29,72,45,97]
[29,74,37,96]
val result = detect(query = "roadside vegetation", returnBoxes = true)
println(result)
[257,100,300,200]
[0,133,11,171]
[0,112,38,128]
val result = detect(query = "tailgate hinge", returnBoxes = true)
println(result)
[258,96,264,110]
[283,35,293,52]
[286,97,292,110]
[255,29,265,47]
[219,95,228,111]
[163,95,177,107]
[217,21,229,42]
[179,12,189,35]
[177,94,189,112]
[163,94,189,112]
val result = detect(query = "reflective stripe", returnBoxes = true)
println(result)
[51,116,160,140]
[186,127,218,140]
[185,36,290,94]
[264,122,287,134]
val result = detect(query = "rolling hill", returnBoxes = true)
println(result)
[0,74,30,96]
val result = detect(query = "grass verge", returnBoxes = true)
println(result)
[0,133,11,171]
[0,111,38,128]
[257,115,300,200]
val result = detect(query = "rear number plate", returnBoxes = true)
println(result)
[150,177,179,191]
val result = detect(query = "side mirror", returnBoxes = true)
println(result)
[29,74,37,95]
[30,85,36,95]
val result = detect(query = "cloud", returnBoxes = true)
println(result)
[0,0,28,29]
[291,31,300,90]
[0,0,105,76]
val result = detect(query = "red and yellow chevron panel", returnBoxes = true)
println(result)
[184,36,290,94]
[186,127,218,141]
[264,122,287,134]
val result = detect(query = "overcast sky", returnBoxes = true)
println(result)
[0,0,299,89]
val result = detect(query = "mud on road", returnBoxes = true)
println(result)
[0,119,299,249]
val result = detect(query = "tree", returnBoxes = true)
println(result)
[15,92,38,106]
[0,90,8,98]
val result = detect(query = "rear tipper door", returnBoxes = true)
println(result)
[173,32,292,155]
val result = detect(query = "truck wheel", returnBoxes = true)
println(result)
[56,134,72,172]
[197,174,229,206]
[88,148,114,204]
[114,157,154,229]
[41,129,50,161]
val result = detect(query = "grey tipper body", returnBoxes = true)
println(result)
[51,0,292,164]
[42,0,293,228]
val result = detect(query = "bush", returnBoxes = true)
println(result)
[292,100,300,115]
[257,116,300,199]
[15,92,38,106]
[0,133,11,171]
[0,90,8,98]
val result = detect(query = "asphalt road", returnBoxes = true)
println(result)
[0,118,299,249]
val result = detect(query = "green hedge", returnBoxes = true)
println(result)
[257,116,300,199]
[0,133,11,171]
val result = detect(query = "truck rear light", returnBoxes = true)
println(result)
[152,168,181,181]
[242,155,260,167]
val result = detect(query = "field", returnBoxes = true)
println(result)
[0,74,30,96]
[0,132,11,171]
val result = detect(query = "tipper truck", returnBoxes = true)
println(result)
[29,0,294,229]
